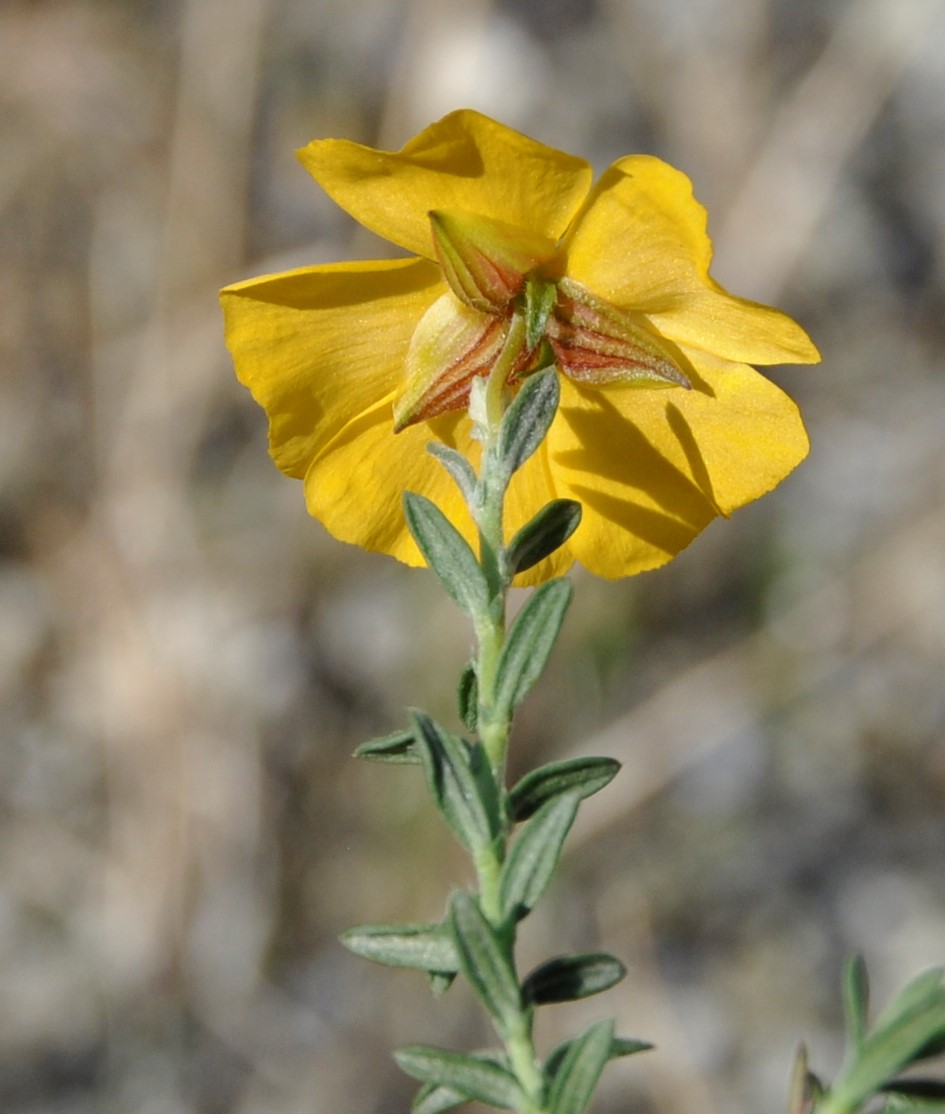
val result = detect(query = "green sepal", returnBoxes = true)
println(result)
[403,492,489,617]
[496,366,559,478]
[545,1033,653,1082]
[499,792,579,923]
[522,953,627,1007]
[457,662,478,733]
[494,578,572,716]
[340,922,459,974]
[545,1018,614,1114]
[524,277,557,351]
[506,499,582,576]
[427,442,478,507]
[395,1046,525,1111]
[508,756,621,823]
[353,729,420,764]
[411,711,501,855]
[844,954,871,1052]
[449,891,522,1035]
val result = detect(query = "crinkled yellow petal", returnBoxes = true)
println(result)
[305,396,480,565]
[548,354,809,578]
[221,257,443,478]
[564,156,820,366]
[298,109,593,260]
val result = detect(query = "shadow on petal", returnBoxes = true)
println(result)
[554,389,719,534]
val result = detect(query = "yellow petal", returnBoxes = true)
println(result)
[548,354,809,578]
[221,258,443,478]
[564,156,820,366]
[305,396,480,565]
[298,109,593,259]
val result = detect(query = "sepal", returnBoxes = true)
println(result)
[395,295,506,430]
[429,209,557,314]
[549,276,691,390]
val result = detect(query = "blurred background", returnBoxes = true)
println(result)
[2,0,944,1111]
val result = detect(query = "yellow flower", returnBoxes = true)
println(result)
[221,109,819,584]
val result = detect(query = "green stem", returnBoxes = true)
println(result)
[468,311,547,1113]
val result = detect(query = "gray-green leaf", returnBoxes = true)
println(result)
[508,756,621,823]
[449,892,522,1035]
[523,953,626,1006]
[411,712,501,854]
[494,578,572,716]
[403,492,488,617]
[546,1018,614,1114]
[497,367,559,478]
[340,922,458,973]
[396,1047,525,1111]
[506,499,582,575]
[499,792,579,922]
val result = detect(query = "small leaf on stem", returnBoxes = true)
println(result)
[522,953,626,1006]
[449,892,522,1036]
[494,578,572,716]
[396,1046,525,1111]
[404,492,489,617]
[508,756,621,822]
[506,499,582,575]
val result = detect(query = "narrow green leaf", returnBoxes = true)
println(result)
[427,442,478,506]
[499,792,579,922]
[457,662,478,733]
[494,579,572,715]
[497,367,559,477]
[412,1081,465,1114]
[412,712,501,854]
[874,969,945,1035]
[506,499,582,575]
[882,1079,945,1101]
[396,1046,525,1110]
[545,1034,652,1081]
[834,1001,945,1112]
[403,492,488,617]
[340,922,459,973]
[844,955,871,1051]
[449,892,522,1034]
[523,953,627,1006]
[353,729,420,764]
[508,756,621,823]
[546,1018,614,1114]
